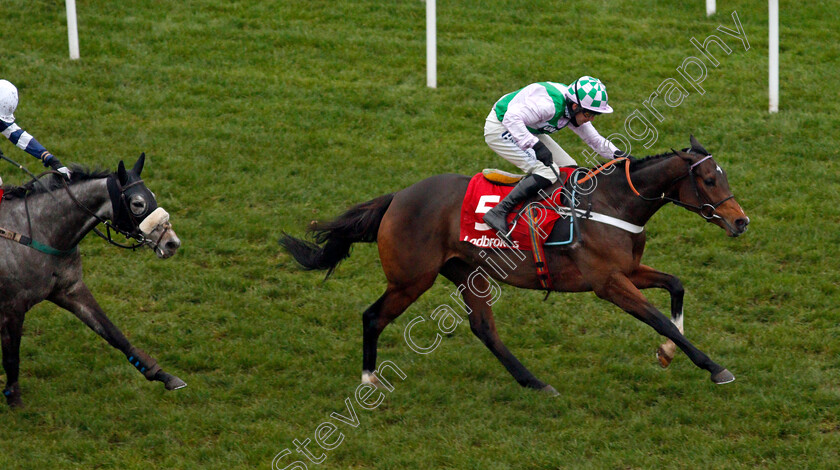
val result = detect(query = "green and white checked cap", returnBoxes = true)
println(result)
[566,76,613,114]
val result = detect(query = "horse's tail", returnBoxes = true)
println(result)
[280,193,395,278]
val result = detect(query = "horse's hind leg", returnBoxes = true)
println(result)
[362,274,438,385]
[629,265,685,368]
[1,313,25,407]
[441,259,557,395]
[48,282,187,391]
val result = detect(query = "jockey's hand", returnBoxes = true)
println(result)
[532,141,553,166]
[45,155,72,180]
[56,166,72,180]
[614,150,637,162]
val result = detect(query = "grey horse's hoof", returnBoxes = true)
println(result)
[157,371,187,390]
[540,384,560,396]
[4,384,23,408]
[711,369,735,384]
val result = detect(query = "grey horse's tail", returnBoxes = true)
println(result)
[280,193,395,279]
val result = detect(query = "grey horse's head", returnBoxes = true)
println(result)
[110,154,181,258]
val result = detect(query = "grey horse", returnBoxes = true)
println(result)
[0,154,184,407]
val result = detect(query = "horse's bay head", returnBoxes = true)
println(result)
[674,136,750,237]
[112,153,181,258]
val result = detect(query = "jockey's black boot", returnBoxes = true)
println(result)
[483,174,552,243]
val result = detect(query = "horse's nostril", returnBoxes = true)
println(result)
[735,218,749,230]
[166,240,180,251]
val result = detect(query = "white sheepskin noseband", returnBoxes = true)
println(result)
[139,207,170,237]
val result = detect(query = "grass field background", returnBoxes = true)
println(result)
[2,1,839,468]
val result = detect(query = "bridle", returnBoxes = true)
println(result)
[57,171,170,253]
[623,154,735,225]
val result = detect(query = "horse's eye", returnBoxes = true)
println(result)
[704,178,716,187]
[130,196,148,216]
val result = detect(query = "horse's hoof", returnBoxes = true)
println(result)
[4,385,23,408]
[540,385,560,397]
[656,346,673,368]
[159,372,187,390]
[6,396,23,408]
[711,369,735,384]
[362,371,387,390]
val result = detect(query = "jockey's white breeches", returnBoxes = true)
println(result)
[484,111,577,183]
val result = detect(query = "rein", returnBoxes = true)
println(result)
[0,170,79,256]
[0,150,78,255]
[0,170,160,256]
[579,153,734,222]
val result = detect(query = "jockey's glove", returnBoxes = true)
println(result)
[45,154,72,180]
[614,150,637,162]
[532,141,553,166]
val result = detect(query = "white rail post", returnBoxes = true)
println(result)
[427,0,437,88]
[66,0,80,59]
[769,0,779,112]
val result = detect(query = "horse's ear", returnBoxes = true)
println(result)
[673,148,694,162]
[132,152,146,176]
[117,160,128,184]
[689,135,710,155]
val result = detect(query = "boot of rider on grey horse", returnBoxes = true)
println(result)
[0,79,72,181]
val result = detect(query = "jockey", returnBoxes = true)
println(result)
[0,79,72,189]
[482,76,632,239]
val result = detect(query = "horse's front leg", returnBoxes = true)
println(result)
[1,312,25,407]
[597,272,734,384]
[49,281,186,391]
[628,265,684,368]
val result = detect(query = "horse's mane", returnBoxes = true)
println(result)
[584,146,708,176]
[1,165,111,200]
[629,149,683,170]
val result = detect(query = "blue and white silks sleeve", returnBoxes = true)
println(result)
[0,119,54,165]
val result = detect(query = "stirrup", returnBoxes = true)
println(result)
[484,215,515,247]
[494,229,515,247]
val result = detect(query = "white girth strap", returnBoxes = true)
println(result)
[557,207,645,234]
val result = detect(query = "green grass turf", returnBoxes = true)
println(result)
[1,0,839,468]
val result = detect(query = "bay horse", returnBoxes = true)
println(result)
[0,153,185,407]
[281,136,749,394]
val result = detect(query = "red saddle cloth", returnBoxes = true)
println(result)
[460,168,575,250]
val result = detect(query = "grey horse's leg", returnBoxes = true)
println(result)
[48,281,186,391]
[1,312,25,407]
